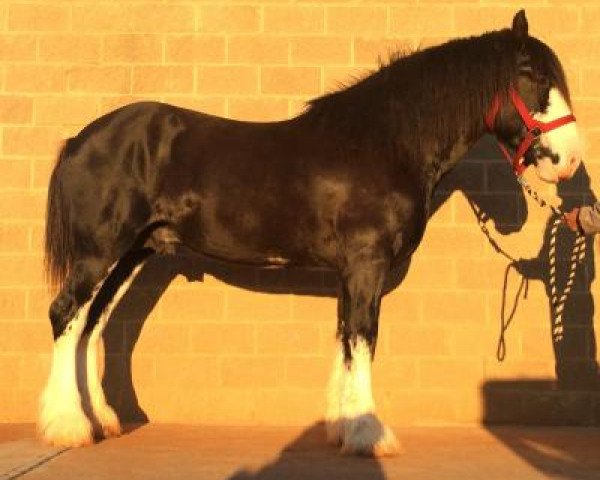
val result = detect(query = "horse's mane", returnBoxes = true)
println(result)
[304,29,570,156]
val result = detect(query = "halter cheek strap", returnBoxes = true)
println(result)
[485,87,576,177]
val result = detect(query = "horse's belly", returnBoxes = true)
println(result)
[175,205,319,267]
[197,240,292,266]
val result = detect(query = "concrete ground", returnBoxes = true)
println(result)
[1,423,600,480]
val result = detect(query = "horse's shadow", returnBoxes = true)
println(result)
[226,421,386,480]
[98,138,599,478]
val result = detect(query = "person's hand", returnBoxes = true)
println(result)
[562,208,580,233]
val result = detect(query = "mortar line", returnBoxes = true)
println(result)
[1,447,69,480]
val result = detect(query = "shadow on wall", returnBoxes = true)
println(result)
[98,135,531,427]
[522,165,598,389]
[99,135,529,423]
[227,421,385,480]
[480,156,600,479]
[482,164,599,428]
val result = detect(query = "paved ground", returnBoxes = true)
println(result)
[1,423,600,480]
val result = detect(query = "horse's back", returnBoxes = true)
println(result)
[157,110,327,264]
[52,100,424,270]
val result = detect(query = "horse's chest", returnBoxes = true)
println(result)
[386,194,428,262]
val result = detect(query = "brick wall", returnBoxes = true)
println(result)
[1,1,599,426]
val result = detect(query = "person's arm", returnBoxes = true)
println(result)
[564,203,600,235]
[577,202,600,234]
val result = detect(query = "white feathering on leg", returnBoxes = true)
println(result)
[86,264,144,439]
[338,338,401,457]
[325,346,346,445]
[39,300,94,448]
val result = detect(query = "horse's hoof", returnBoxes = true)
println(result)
[371,432,403,458]
[38,410,94,448]
[340,415,403,457]
[95,404,122,439]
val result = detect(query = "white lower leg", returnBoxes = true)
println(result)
[325,347,346,445]
[39,301,94,447]
[86,265,143,438]
[86,327,120,438]
[336,339,400,456]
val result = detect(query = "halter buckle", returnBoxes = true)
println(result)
[530,126,542,139]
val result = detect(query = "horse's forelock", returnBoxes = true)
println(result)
[529,37,572,107]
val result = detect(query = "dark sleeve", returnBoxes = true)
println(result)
[577,203,600,235]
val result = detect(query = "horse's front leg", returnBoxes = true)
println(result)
[326,257,401,457]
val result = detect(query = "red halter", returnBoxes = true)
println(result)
[485,87,576,177]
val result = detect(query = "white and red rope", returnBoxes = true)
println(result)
[519,176,586,342]
[469,175,586,359]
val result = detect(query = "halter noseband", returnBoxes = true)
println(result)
[485,87,576,177]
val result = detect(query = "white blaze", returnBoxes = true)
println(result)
[533,88,581,182]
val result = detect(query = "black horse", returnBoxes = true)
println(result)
[40,10,582,455]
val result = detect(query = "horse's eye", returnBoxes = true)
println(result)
[518,66,534,78]
[539,88,551,113]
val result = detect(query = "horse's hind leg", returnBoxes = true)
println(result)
[39,257,114,447]
[326,258,401,457]
[84,249,152,439]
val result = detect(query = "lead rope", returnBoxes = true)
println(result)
[518,176,587,343]
[467,198,526,361]
[547,215,586,342]
[468,176,586,360]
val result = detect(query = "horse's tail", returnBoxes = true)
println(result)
[44,140,73,291]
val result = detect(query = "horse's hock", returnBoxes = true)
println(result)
[1,2,600,435]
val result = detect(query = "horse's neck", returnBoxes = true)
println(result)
[387,39,511,189]
[419,122,487,197]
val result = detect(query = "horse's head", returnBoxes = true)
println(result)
[488,10,582,184]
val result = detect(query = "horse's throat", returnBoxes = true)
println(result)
[424,136,472,186]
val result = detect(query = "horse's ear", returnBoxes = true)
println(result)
[512,9,529,41]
